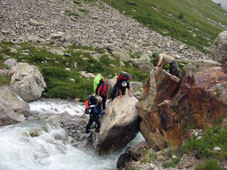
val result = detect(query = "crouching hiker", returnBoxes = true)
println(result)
[85,96,108,133]
[111,72,132,99]
[149,51,180,78]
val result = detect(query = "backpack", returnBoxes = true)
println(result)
[93,75,104,94]
[117,73,130,82]
[95,79,104,95]
[98,82,109,96]
[85,96,98,114]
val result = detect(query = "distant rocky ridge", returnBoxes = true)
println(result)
[0,0,210,60]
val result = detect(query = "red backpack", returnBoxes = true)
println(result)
[98,82,109,96]
[117,73,130,82]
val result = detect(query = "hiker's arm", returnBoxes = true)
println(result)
[155,56,163,70]
[128,89,132,97]
[97,87,101,96]
[119,89,123,97]
[160,61,165,69]
[100,111,105,115]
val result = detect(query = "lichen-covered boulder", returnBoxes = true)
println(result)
[137,67,227,149]
[211,31,227,65]
[9,62,46,102]
[93,95,140,154]
[131,54,153,73]
[181,59,221,77]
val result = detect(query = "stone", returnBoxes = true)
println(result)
[50,32,65,39]
[93,95,140,154]
[177,154,199,169]
[29,19,40,25]
[0,86,29,126]
[117,141,149,169]
[137,67,227,149]
[49,48,65,56]
[9,63,46,102]
[211,31,227,65]
[112,49,131,62]
[3,58,17,69]
[124,161,152,170]
[130,81,143,90]
[182,59,222,77]
[132,54,153,73]
[74,62,78,69]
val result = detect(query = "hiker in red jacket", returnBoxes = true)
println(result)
[97,80,110,110]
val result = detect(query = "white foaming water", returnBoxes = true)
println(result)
[0,100,144,170]
[29,100,85,116]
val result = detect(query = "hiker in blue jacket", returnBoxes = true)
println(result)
[85,96,108,133]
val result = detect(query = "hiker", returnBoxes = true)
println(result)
[85,95,108,133]
[111,73,132,99]
[149,51,180,78]
[97,80,110,110]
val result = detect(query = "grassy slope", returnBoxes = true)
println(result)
[0,42,149,100]
[103,0,227,53]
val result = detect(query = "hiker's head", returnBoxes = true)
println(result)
[152,53,159,59]
[89,95,98,105]
[121,81,127,87]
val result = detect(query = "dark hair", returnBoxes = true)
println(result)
[89,96,97,105]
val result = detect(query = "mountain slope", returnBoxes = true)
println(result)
[0,0,209,60]
[103,0,227,52]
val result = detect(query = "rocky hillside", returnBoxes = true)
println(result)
[0,0,209,60]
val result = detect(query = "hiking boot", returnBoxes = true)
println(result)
[85,129,90,133]
[95,128,100,133]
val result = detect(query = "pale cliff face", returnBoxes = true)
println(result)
[212,0,227,10]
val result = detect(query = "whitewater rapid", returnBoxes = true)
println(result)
[0,99,144,170]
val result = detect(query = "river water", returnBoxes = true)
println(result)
[0,100,144,170]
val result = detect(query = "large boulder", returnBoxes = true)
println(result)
[181,59,221,77]
[137,67,227,149]
[211,31,227,65]
[0,86,30,126]
[131,55,153,73]
[137,70,180,147]
[93,95,140,154]
[9,62,46,102]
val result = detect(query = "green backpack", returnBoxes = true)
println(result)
[93,75,104,94]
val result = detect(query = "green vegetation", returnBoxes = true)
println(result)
[195,159,223,170]
[78,8,89,14]
[138,126,227,169]
[181,126,227,159]
[0,75,11,85]
[0,42,149,100]
[128,168,137,170]
[103,0,227,53]
[162,157,180,168]
[65,10,79,17]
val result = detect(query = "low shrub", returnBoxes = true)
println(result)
[195,159,222,170]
